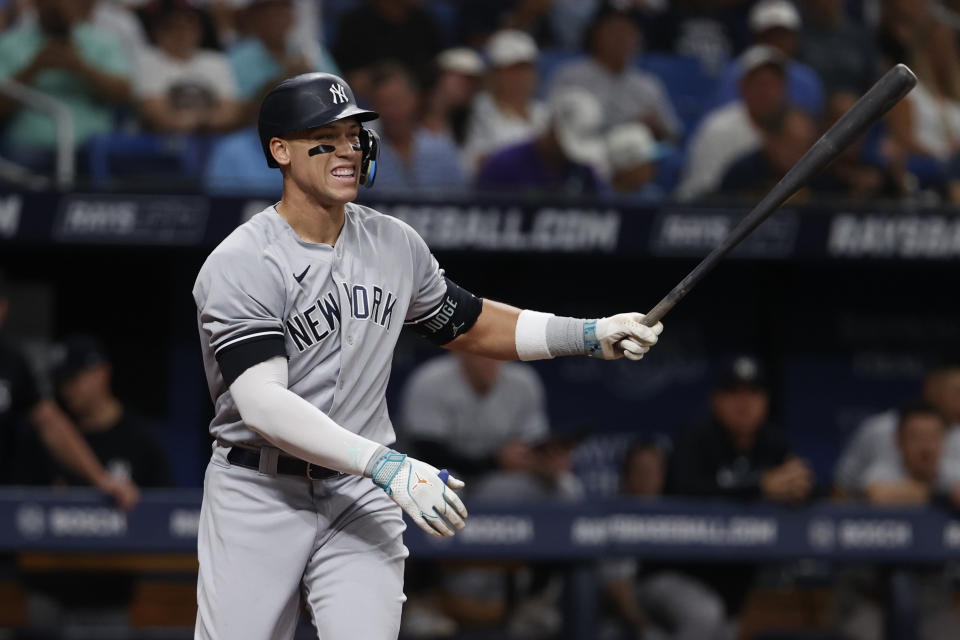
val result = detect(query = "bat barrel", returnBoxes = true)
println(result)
[641,64,917,327]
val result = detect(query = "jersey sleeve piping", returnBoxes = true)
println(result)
[214,328,286,355]
[404,300,445,326]
[215,331,287,387]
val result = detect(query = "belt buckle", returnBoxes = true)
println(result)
[306,462,315,480]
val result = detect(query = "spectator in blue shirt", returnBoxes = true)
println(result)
[204,126,282,196]
[710,0,824,116]
[475,88,604,195]
[367,61,466,192]
[228,0,339,104]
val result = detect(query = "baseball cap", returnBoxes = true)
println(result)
[714,356,768,392]
[749,0,801,33]
[606,123,671,173]
[486,29,538,68]
[52,335,108,385]
[437,47,485,76]
[549,88,607,169]
[739,44,787,76]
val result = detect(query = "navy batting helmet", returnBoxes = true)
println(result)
[258,72,380,186]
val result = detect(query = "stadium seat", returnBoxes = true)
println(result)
[640,53,718,137]
[654,145,686,194]
[424,0,460,48]
[86,132,208,188]
[536,48,586,98]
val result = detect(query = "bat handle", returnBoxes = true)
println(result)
[641,289,683,326]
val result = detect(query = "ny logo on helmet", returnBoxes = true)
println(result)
[329,83,348,104]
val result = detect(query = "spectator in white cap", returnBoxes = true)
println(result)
[475,88,604,195]
[606,122,669,201]
[678,45,789,201]
[710,0,824,116]
[549,4,681,141]
[423,47,485,145]
[462,29,550,174]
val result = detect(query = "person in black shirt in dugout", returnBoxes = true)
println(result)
[14,334,172,634]
[0,271,138,508]
[666,356,814,627]
[30,334,173,488]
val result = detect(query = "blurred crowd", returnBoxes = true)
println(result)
[4,0,960,203]
[6,1,960,638]
[6,258,960,637]
[394,351,960,640]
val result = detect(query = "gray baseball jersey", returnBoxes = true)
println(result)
[192,203,449,640]
[193,202,447,447]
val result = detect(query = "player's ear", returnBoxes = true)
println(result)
[270,137,291,167]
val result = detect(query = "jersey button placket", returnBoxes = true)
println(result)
[332,245,347,396]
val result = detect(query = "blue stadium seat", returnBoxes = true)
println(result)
[639,53,719,138]
[654,146,686,194]
[86,132,208,187]
[536,48,585,98]
[424,0,459,48]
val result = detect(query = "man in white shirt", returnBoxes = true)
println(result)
[549,5,681,142]
[135,2,240,133]
[462,29,549,174]
[676,45,787,202]
[835,361,960,496]
[400,352,549,486]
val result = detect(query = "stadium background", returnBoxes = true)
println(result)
[2,0,960,638]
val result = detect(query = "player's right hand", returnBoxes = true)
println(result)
[370,451,468,537]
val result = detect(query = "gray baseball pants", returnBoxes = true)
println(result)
[195,443,408,639]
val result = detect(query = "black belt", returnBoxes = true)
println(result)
[227,447,341,480]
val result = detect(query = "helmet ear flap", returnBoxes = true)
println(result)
[359,128,379,188]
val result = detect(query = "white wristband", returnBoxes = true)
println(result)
[515,310,554,360]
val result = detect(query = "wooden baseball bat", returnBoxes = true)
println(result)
[641,64,917,327]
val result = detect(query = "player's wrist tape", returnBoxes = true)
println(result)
[365,446,407,495]
[515,310,590,360]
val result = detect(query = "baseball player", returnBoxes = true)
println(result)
[192,72,663,640]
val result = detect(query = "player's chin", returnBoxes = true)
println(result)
[323,178,359,202]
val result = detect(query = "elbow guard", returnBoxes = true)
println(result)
[407,278,483,345]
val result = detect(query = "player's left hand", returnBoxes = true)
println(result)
[371,451,468,537]
[588,312,663,360]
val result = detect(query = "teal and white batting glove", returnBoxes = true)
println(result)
[586,312,664,361]
[366,449,468,537]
